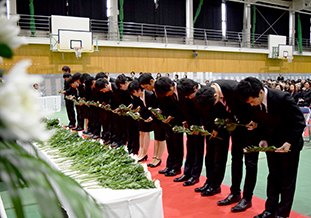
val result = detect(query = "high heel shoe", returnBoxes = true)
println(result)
[138,155,148,162]
[149,158,161,168]
[148,157,157,167]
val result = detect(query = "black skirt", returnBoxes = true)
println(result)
[139,120,153,132]
[152,119,166,141]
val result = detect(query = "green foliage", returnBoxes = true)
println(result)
[214,118,246,131]
[172,125,222,140]
[148,107,171,127]
[0,43,13,59]
[244,145,290,153]
[0,140,103,218]
[41,126,156,190]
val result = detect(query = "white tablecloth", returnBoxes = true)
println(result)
[39,96,61,112]
[19,142,164,218]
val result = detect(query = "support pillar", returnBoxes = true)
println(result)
[289,9,295,48]
[243,3,251,47]
[107,0,119,41]
[186,0,193,45]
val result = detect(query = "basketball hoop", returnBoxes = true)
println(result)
[74,47,83,58]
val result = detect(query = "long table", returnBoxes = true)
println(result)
[19,141,164,218]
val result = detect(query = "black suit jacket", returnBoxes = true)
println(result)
[252,88,305,151]
[213,80,254,123]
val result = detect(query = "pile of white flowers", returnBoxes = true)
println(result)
[0,2,50,142]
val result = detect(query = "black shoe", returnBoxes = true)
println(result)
[158,168,170,174]
[217,194,241,206]
[148,159,161,168]
[201,187,221,196]
[254,211,276,218]
[165,169,181,177]
[194,181,210,192]
[68,124,75,128]
[138,155,148,162]
[275,216,285,218]
[173,174,190,182]
[92,135,100,139]
[231,198,252,212]
[183,177,199,186]
[72,127,83,131]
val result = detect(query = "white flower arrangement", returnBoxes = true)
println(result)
[0,1,26,50]
[0,59,51,141]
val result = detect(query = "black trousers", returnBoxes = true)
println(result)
[183,134,204,179]
[65,99,76,126]
[230,128,259,201]
[205,129,230,188]
[90,107,101,136]
[265,146,301,217]
[164,124,184,170]
[75,105,84,129]
[127,117,139,154]
[99,109,111,140]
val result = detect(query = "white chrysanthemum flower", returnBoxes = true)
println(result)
[0,1,27,50]
[0,59,51,141]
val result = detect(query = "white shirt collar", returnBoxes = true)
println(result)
[174,82,179,101]
[140,89,146,107]
[213,83,224,103]
[262,87,268,112]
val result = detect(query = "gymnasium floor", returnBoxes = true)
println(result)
[1,107,310,217]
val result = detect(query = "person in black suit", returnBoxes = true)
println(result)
[236,77,305,218]
[138,73,166,167]
[289,84,300,104]
[194,80,260,213]
[298,81,311,107]
[169,79,205,186]
[154,77,184,177]
[61,67,76,128]
[115,74,139,155]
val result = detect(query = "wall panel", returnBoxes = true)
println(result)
[2,44,311,76]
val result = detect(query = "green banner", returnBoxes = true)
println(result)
[251,5,256,48]
[29,0,36,37]
[193,0,204,26]
[119,0,124,41]
[297,13,303,54]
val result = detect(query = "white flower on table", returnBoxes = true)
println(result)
[0,59,51,141]
[0,1,26,50]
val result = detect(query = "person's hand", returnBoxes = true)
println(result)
[163,116,174,124]
[190,125,199,135]
[145,117,153,123]
[151,108,162,115]
[246,121,258,130]
[182,121,189,129]
[276,142,291,153]
[61,91,66,94]
[211,130,218,138]
[132,106,141,113]
[112,108,120,114]
[128,103,133,109]
[299,99,304,102]
[259,140,268,148]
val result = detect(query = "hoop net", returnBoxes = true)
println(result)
[74,47,83,58]
[286,56,293,63]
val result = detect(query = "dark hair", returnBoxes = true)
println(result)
[95,72,106,80]
[81,73,90,83]
[62,66,70,73]
[154,77,174,98]
[67,76,75,84]
[84,76,95,88]
[236,77,264,102]
[131,71,135,75]
[138,73,154,85]
[115,74,133,89]
[178,78,199,96]
[63,72,71,79]
[193,85,216,111]
[95,78,109,91]
[72,72,81,82]
[127,80,142,95]
[175,74,179,79]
